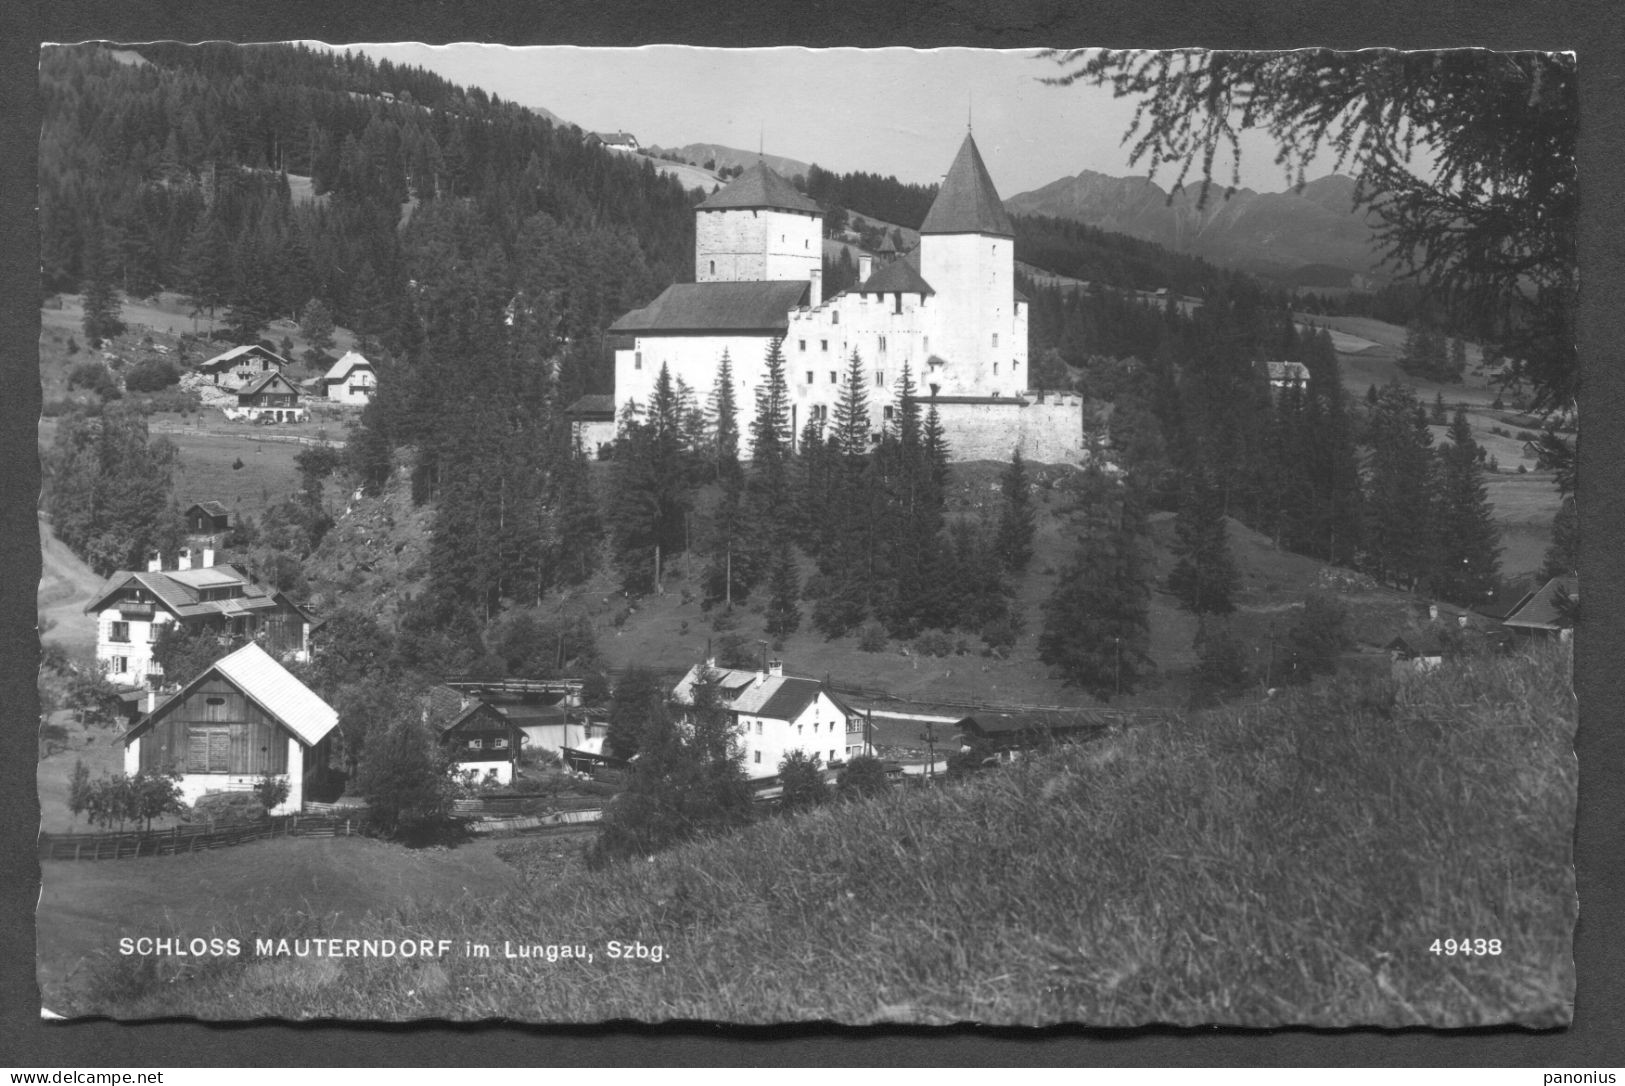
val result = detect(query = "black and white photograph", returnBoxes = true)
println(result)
[29,41,1578,1029]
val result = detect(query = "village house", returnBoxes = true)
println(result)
[1257,360,1311,394]
[670,660,868,780]
[589,131,641,152]
[956,709,1108,762]
[320,350,377,406]
[183,501,232,539]
[225,370,306,423]
[608,135,1086,463]
[119,641,337,816]
[1502,575,1578,641]
[84,562,315,687]
[563,394,617,458]
[425,685,525,786]
[196,344,290,390]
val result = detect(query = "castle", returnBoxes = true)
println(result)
[604,133,1084,463]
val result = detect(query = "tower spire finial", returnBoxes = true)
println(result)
[968,93,973,133]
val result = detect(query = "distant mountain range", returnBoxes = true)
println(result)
[1004,171,1395,288]
[647,143,813,183]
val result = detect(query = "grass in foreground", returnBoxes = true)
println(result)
[67,643,1574,1026]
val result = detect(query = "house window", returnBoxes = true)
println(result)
[634,351,643,371]
[993,363,1000,375]
[754,751,762,764]
[756,721,763,736]
[110,621,130,643]
[186,726,232,773]
[467,738,484,750]
[493,737,508,749]
[111,656,128,674]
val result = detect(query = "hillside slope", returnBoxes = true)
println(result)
[78,641,1575,1025]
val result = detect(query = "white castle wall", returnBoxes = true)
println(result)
[695,208,821,283]
[917,234,1024,398]
[930,393,1084,464]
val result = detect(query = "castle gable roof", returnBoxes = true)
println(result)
[696,162,821,214]
[919,134,1014,238]
[609,281,809,335]
[854,252,935,296]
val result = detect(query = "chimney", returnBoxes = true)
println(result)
[145,686,159,713]
[768,659,784,678]
[147,553,164,573]
[809,267,822,309]
[858,253,873,282]
[704,656,717,669]
[201,546,216,568]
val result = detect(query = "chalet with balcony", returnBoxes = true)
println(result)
[84,564,314,687]
[197,344,289,390]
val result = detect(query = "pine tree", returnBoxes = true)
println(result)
[831,348,870,459]
[764,542,802,640]
[1542,498,1578,580]
[1168,468,1238,615]
[1432,407,1501,606]
[1364,381,1438,590]
[994,449,1035,573]
[710,349,740,483]
[80,233,124,346]
[1037,464,1152,700]
[555,437,602,584]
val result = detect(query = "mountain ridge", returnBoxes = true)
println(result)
[1005,170,1391,286]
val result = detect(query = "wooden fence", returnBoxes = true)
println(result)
[38,814,362,861]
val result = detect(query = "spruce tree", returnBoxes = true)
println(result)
[1364,381,1438,590]
[832,348,870,459]
[764,542,802,640]
[994,449,1035,573]
[1433,407,1502,606]
[710,349,740,483]
[80,234,124,346]
[1037,463,1152,701]
[1168,468,1238,615]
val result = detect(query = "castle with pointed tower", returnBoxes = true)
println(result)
[606,134,1084,463]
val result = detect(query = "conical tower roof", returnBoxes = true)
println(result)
[696,161,822,214]
[919,134,1013,238]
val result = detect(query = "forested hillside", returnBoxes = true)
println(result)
[40,42,697,376]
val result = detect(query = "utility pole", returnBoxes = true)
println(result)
[924,721,937,786]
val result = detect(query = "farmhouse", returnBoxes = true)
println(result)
[1502,575,1578,641]
[670,661,867,779]
[1257,360,1311,393]
[609,135,1086,463]
[563,394,617,458]
[197,344,289,389]
[425,685,524,786]
[321,350,377,405]
[120,641,336,816]
[225,371,306,423]
[84,563,314,687]
[590,131,641,152]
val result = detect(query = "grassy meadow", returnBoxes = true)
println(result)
[53,640,1575,1026]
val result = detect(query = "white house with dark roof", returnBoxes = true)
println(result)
[84,564,314,687]
[609,135,1085,463]
[671,661,869,779]
[321,350,376,405]
[120,641,337,815]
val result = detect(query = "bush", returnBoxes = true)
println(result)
[253,771,291,812]
[189,791,269,827]
[66,360,120,400]
[980,614,1021,657]
[778,750,827,813]
[124,358,181,392]
[858,623,888,653]
[836,754,890,799]
[911,629,957,657]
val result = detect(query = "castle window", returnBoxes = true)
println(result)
[878,336,887,353]
[832,312,839,325]
[806,371,814,385]
[821,339,828,351]
[876,371,885,388]
[799,340,806,352]
[994,363,999,375]
[894,294,902,314]
[709,260,715,275]
[992,333,999,348]
[804,239,809,249]
[883,405,895,420]
[829,371,837,384]
[634,351,643,370]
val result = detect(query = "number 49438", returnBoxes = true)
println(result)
[1430,938,1502,956]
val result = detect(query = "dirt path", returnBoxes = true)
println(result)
[37,514,102,656]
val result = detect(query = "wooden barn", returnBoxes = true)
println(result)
[119,641,337,815]
[184,501,232,537]
[426,686,524,786]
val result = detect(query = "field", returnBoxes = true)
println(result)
[54,640,1575,1025]
[36,834,527,1014]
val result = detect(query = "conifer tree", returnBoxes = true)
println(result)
[764,542,802,640]
[555,437,602,584]
[710,349,740,483]
[1364,381,1438,590]
[994,449,1036,573]
[832,348,870,459]
[1432,407,1501,605]
[1168,467,1238,615]
[1038,463,1152,701]
[80,233,125,346]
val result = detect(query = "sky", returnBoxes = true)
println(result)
[315,44,1328,198]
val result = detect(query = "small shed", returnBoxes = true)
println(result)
[957,709,1107,757]
[1385,632,1449,673]
[119,641,336,815]
[1502,576,1578,641]
[426,686,524,786]
[184,501,232,537]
